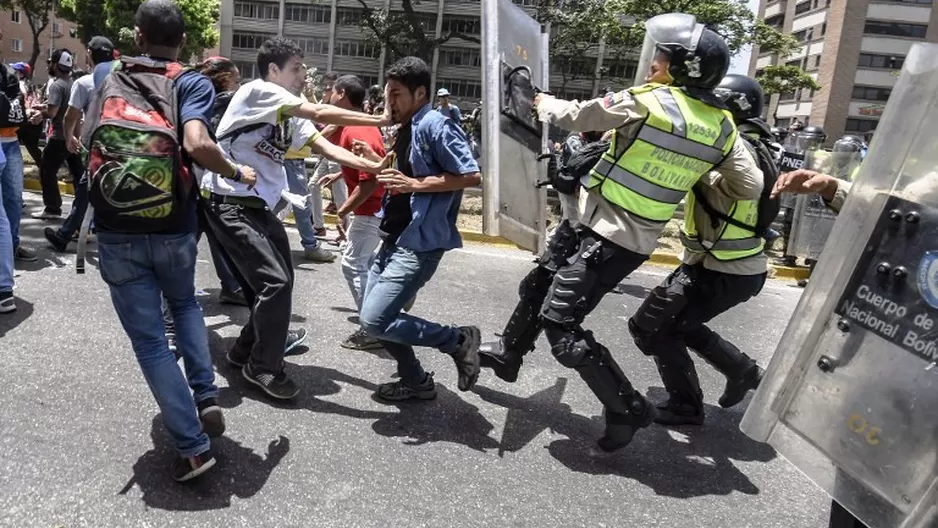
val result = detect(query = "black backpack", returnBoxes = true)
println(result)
[692,122,780,239]
[0,64,26,128]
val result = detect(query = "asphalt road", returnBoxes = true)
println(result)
[0,193,828,528]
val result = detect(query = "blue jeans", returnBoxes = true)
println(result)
[97,231,217,457]
[284,159,320,250]
[58,171,89,240]
[0,153,12,293]
[0,140,24,248]
[360,244,460,386]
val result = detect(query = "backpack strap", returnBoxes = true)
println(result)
[691,184,756,233]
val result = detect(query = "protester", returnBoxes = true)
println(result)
[354,57,482,401]
[12,62,44,176]
[33,48,84,220]
[88,0,252,481]
[435,88,462,123]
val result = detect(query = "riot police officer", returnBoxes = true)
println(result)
[478,13,764,451]
[627,74,776,425]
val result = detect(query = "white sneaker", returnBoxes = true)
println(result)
[0,291,16,314]
[304,246,337,263]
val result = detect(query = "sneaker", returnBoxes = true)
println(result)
[284,328,309,357]
[0,291,15,314]
[242,363,300,399]
[450,326,481,391]
[376,372,437,401]
[304,246,336,263]
[226,343,250,368]
[44,227,69,253]
[14,246,38,262]
[31,210,61,220]
[197,398,226,438]
[173,449,216,482]
[341,328,384,351]
[218,288,249,306]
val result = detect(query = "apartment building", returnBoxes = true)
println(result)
[219,0,635,108]
[750,0,938,141]
[1,9,85,85]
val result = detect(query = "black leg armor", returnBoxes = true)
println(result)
[685,325,763,409]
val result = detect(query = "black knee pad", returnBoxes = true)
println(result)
[543,323,589,368]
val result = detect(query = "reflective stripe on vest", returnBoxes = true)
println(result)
[588,84,737,223]
[681,191,765,261]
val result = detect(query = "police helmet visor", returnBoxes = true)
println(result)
[636,13,703,86]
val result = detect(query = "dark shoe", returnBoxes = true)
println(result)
[242,363,300,400]
[44,227,69,253]
[764,228,781,242]
[218,288,249,306]
[314,227,327,238]
[14,246,38,262]
[376,372,437,401]
[0,291,15,314]
[341,328,384,351]
[226,343,250,368]
[719,365,764,408]
[479,339,522,383]
[197,398,226,438]
[284,328,309,357]
[173,449,216,482]
[798,278,809,288]
[654,400,705,426]
[774,255,797,267]
[597,398,657,452]
[451,326,481,391]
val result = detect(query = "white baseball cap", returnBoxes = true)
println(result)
[58,51,73,69]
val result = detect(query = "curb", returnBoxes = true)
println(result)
[25,181,811,281]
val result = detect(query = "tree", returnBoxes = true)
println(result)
[756,64,821,108]
[0,0,57,70]
[356,0,479,63]
[57,0,220,62]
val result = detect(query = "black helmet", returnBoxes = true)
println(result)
[802,125,827,142]
[714,74,764,122]
[658,28,730,90]
[833,135,864,153]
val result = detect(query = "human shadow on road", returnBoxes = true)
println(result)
[476,382,775,499]
[0,297,33,338]
[118,415,289,511]
[208,332,498,453]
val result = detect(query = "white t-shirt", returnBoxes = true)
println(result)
[68,74,95,113]
[201,79,320,209]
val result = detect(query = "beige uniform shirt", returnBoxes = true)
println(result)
[538,91,764,259]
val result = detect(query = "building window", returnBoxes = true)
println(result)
[290,37,330,55]
[858,53,905,69]
[234,61,258,80]
[333,39,380,58]
[845,118,879,132]
[437,78,482,99]
[441,16,481,35]
[795,0,812,14]
[605,60,637,80]
[852,86,892,101]
[793,30,808,41]
[11,39,23,52]
[439,48,482,68]
[284,4,330,23]
[232,32,276,50]
[766,14,784,29]
[821,22,827,35]
[874,0,931,4]
[350,74,380,89]
[775,118,792,129]
[234,1,280,20]
[11,10,21,23]
[815,55,821,68]
[335,8,364,26]
[864,21,928,38]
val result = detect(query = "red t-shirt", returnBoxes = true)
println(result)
[336,125,386,217]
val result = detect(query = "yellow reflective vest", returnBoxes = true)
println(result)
[587,84,738,223]
[680,133,765,262]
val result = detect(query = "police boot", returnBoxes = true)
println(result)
[479,338,525,383]
[689,330,763,408]
[598,396,656,453]
[653,358,705,426]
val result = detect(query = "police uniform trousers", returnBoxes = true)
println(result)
[628,262,766,411]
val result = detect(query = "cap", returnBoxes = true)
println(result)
[11,62,30,75]
[437,88,450,97]
[58,51,73,69]
[88,36,114,54]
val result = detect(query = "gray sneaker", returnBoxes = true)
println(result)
[341,328,384,351]
[451,326,481,391]
[304,246,337,263]
[376,372,437,401]
[0,291,15,314]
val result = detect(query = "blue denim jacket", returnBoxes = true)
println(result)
[396,104,480,253]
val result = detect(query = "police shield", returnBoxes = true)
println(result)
[783,133,839,260]
[480,0,550,252]
[741,42,938,528]
[634,13,703,89]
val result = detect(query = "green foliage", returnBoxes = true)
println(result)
[357,0,480,63]
[57,0,220,61]
[756,64,821,96]
[0,0,56,68]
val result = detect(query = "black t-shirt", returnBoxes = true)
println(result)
[380,122,414,245]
